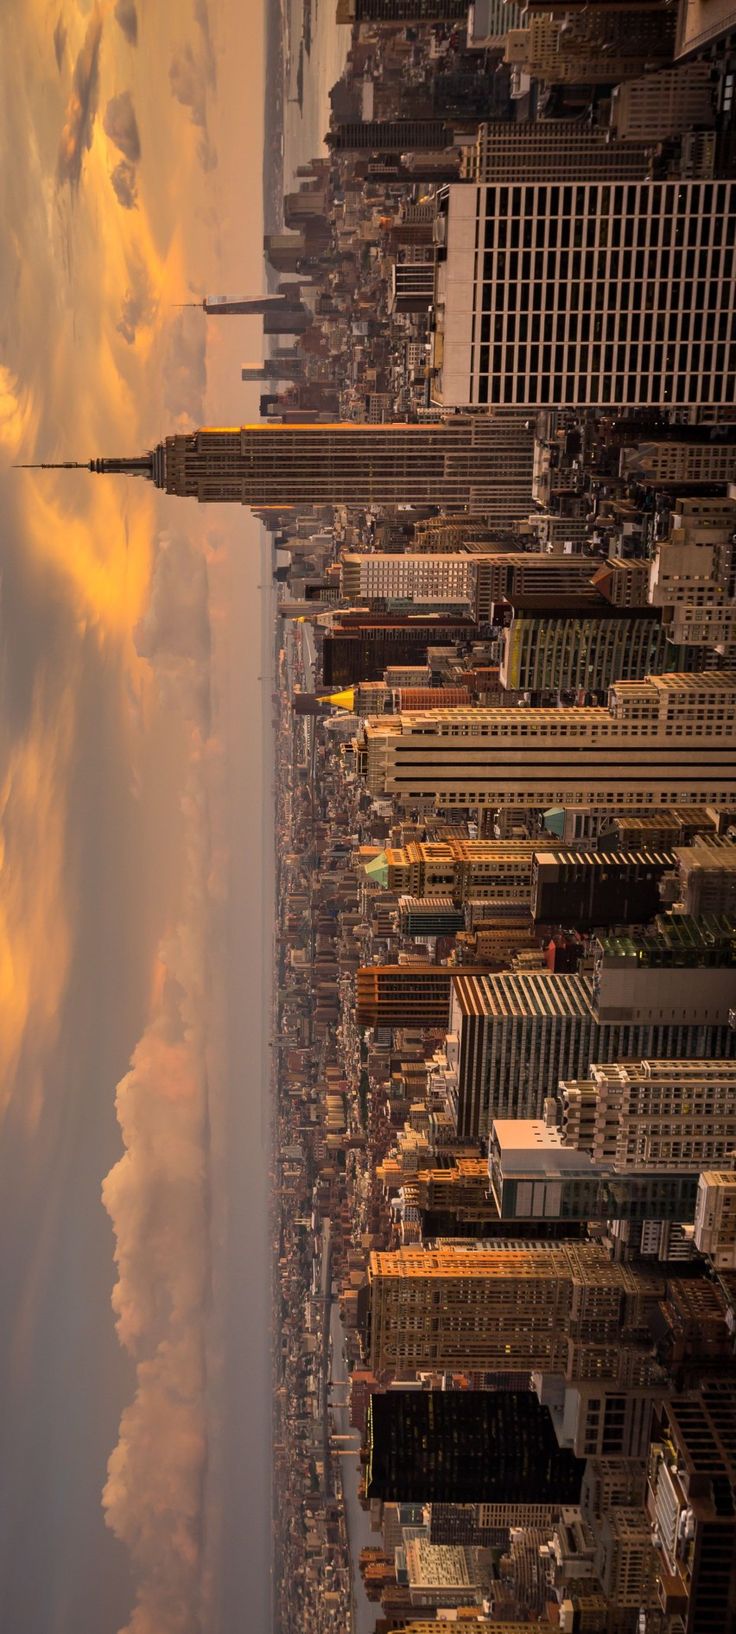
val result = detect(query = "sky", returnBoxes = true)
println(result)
[0,4,271,1633]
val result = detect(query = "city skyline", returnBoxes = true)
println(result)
[4,2,736,1634]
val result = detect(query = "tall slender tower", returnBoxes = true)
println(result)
[25,418,535,513]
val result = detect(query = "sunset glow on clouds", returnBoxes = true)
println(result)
[0,0,213,1137]
[0,3,264,1631]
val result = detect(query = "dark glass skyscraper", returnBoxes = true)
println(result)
[366,1389,586,1504]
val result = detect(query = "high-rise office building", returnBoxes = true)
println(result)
[488,1118,700,1224]
[326,119,454,153]
[198,293,306,319]
[610,61,715,142]
[498,602,670,693]
[241,356,305,383]
[356,963,488,1029]
[693,1171,736,1267]
[462,121,653,183]
[341,553,479,608]
[556,1060,736,1172]
[336,0,470,19]
[620,437,736,487]
[475,554,605,617]
[648,1384,736,1634]
[365,1389,585,1504]
[357,672,736,810]
[397,896,466,937]
[393,1625,530,1634]
[366,1241,662,1377]
[530,848,675,928]
[467,0,523,43]
[429,1502,557,1545]
[50,417,534,512]
[322,618,476,686]
[445,972,736,1136]
[504,10,676,83]
[407,1153,501,1226]
[366,837,540,903]
[431,181,736,410]
[390,261,436,314]
[664,842,736,918]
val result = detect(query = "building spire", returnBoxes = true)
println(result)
[15,455,155,478]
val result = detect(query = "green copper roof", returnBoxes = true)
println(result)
[542,807,566,838]
[364,851,390,887]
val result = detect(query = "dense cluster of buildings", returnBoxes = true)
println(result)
[261,0,736,1630]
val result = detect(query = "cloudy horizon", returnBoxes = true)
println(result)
[0,4,271,1631]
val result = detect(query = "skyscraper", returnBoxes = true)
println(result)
[364,837,541,903]
[397,896,466,937]
[322,618,476,686]
[498,603,672,694]
[462,121,653,183]
[355,963,492,1029]
[326,119,454,153]
[49,417,534,512]
[445,971,736,1136]
[366,1241,662,1377]
[432,180,736,410]
[648,1384,736,1634]
[341,552,479,609]
[556,1060,736,1171]
[357,672,736,809]
[488,1118,700,1224]
[505,9,676,82]
[366,1389,585,1504]
[530,847,675,928]
[336,0,470,18]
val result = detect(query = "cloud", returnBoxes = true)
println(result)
[102,948,210,1634]
[114,0,139,45]
[53,15,67,70]
[117,257,156,343]
[162,313,207,427]
[104,91,141,164]
[102,535,216,1632]
[169,4,217,171]
[194,0,216,88]
[56,7,103,187]
[111,159,138,211]
[169,45,207,129]
[134,534,211,730]
[196,135,218,174]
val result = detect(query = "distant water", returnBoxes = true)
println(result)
[263,0,350,231]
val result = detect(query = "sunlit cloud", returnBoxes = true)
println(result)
[0,364,35,457]
[111,158,139,210]
[102,531,215,1633]
[56,5,103,188]
[114,0,139,47]
[104,91,142,163]
[0,689,76,1128]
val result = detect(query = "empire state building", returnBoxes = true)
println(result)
[31,418,534,515]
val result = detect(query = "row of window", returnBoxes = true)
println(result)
[479,374,735,406]
[482,341,736,377]
[480,181,729,218]
[479,277,730,317]
[478,306,733,347]
[482,245,733,284]
[431,789,722,807]
[484,212,734,255]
